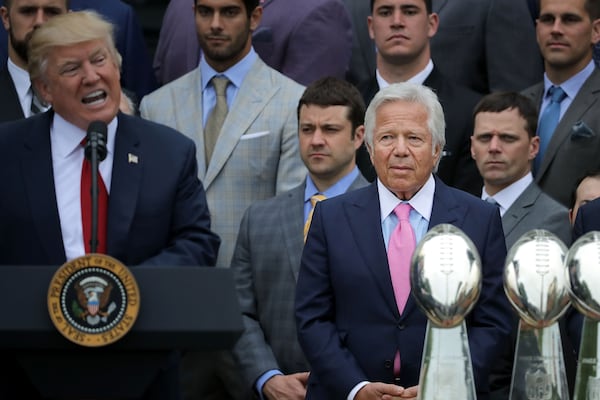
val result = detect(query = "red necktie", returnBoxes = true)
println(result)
[387,203,416,375]
[80,143,108,254]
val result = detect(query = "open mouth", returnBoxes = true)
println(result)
[82,90,107,106]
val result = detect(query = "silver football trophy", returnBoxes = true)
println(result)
[504,230,570,400]
[566,231,600,400]
[411,224,481,400]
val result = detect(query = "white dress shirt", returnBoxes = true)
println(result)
[51,114,117,260]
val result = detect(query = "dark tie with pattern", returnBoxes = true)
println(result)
[204,76,230,166]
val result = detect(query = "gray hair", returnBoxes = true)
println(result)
[364,82,446,171]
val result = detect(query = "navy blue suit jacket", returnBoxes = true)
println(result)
[573,197,600,239]
[0,67,24,123]
[295,178,513,399]
[568,197,600,353]
[0,111,220,268]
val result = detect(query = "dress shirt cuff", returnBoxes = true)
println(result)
[348,381,370,400]
[256,369,283,400]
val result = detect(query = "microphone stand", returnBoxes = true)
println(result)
[85,126,107,253]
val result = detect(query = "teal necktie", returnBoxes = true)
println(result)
[535,86,567,174]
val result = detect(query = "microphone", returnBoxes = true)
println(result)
[84,120,108,254]
[85,120,108,162]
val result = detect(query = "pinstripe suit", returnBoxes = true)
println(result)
[231,174,368,391]
[140,57,306,269]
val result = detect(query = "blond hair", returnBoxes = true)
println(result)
[27,10,122,81]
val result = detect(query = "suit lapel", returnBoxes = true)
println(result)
[204,59,278,188]
[538,69,600,178]
[346,184,400,316]
[0,69,26,122]
[279,184,305,281]
[173,70,207,178]
[429,177,463,228]
[106,114,142,258]
[502,183,538,238]
[21,112,66,263]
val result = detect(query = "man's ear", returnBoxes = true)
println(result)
[0,7,10,31]
[354,125,365,150]
[33,78,52,105]
[249,5,263,31]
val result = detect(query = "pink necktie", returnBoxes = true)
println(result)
[387,203,416,376]
[388,203,416,313]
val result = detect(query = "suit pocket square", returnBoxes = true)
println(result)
[240,130,271,140]
[570,121,596,141]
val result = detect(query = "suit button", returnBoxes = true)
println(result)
[397,323,405,330]
[384,360,392,369]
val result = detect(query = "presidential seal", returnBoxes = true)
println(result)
[47,254,140,347]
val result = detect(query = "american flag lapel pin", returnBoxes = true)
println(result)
[128,153,139,164]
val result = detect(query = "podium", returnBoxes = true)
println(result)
[0,266,243,399]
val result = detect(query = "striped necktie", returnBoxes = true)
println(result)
[303,194,326,243]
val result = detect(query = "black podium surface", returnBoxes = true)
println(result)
[0,266,244,399]
[0,265,243,350]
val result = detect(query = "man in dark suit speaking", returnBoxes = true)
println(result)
[0,11,220,398]
[295,83,514,399]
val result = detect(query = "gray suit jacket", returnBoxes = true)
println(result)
[502,182,571,250]
[140,57,306,268]
[231,174,368,391]
[431,0,543,94]
[522,68,600,207]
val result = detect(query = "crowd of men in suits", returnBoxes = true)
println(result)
[1,0,600,398]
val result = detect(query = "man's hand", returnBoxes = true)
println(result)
[384,385,418,399]
[355,382,405,400]
[263,372,310,400]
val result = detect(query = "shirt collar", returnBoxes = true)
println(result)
[378,174,435,222]
[304,167,361,202]
[543,60,595,100]
[200,47,258,91]
[50,113,118,159]
[376,59,434,89]
[482,172,533,213]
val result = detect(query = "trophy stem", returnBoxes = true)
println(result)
[417,320,476,400]
[509,320,569,400]
[573,317,600,400]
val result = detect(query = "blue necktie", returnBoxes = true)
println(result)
[535,86,567,174]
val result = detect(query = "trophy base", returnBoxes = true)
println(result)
[509,321,569,400]
[574,317,600,400]
[417,321,476,400]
